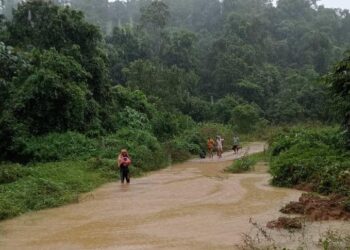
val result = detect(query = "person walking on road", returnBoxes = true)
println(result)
[216,136,224,158]
[118,149,132,184]
[232,135,240,154]
[207,137,215,159]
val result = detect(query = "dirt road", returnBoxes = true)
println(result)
[1,142,347,249]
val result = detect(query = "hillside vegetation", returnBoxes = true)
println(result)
[0,0,349,220]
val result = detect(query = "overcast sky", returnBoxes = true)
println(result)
[273,0,350,10]
[107,0,350,10]
[318,0,350,10]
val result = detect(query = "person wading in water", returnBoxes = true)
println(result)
[232,135,240,154]
[216,136,224,158]
[118,149,132,184]
[207,137,215,159]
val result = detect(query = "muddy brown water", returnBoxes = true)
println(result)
[0,142,349,249]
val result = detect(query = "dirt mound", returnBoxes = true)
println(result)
[280,193,350,221]
[267,217,303,230]
[294,183,314,192]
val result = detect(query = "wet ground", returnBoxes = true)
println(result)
[0,142,349,249]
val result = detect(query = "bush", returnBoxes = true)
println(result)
[116,106,152,131]
[231,104,262,133]
[227,155,257,173]
[226,152,266,173]
[0,161,111,220]
[151,111,195,141]
[0,163,29,184]
[165,138,198,163]
[269,126,350,195]
[19,132,98,162]
[100,128,168,171]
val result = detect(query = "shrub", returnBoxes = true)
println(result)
[0,161,112,220]
[0,197,23,220]
[151,111,195,141]
[231,104,262,133]
[116,106,152,131]
[0,163,29,184]
[24,177,67,210]
[227,155,257,173]
[269,127,350,195]
[164,138,197,163]
[226,152,266,173]
[100,128,168,171]
[19,132,98,162]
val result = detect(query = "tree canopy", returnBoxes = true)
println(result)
[1,0,350,161]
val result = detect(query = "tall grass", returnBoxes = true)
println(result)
[0,161,113,220]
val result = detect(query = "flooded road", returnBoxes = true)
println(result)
[0,142,348,249]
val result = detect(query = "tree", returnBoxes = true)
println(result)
[8,0,110,103]
[0,42,26,115]
[10,49,93,135]
[106,25,148,84]
[231,104,262,133]
[139,0,169,56]
[160,30,199,71]
[328,53,350,148]
[70,0,110,33]
[123,59,199,110]
[140,0,169,31]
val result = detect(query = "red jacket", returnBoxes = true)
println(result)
[118,155,131,167]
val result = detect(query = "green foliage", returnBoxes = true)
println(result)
[231,104,263,133]
[19,132,98,162]
[160,30,199,71]
[140,0,169,31]
[140,0,170,57]
[106,26,148,84]
[12,129,169,171]
[151,111,195,141]
[269,127,350,195]
[123,59,199,110]
[117,106,152,131]
[111,85,156,118]
[164,126,209,163]
[0,163,29,184]
[196,123,234,150]
[2,0,350,221]
[10,49,92,135]
[226,152,267,173]
[0,161,111,220]
[327,53,350,148]
[213,95,241,124]
[8,1,99,50]
[8,0,110,103]
[227,156,256,173]
[164,139,193,163]
[227,155,257,173]
[181,96,214,122]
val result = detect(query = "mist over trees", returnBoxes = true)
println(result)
[1,0,350,162]
[69,0,350,125]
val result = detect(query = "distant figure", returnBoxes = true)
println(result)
[232,135,240,154]
[216,136,224,158]
[199,149,206,159]
[118,149,132,184]
[207,137,215,159]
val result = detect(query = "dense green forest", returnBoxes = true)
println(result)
[0,0,350,220]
